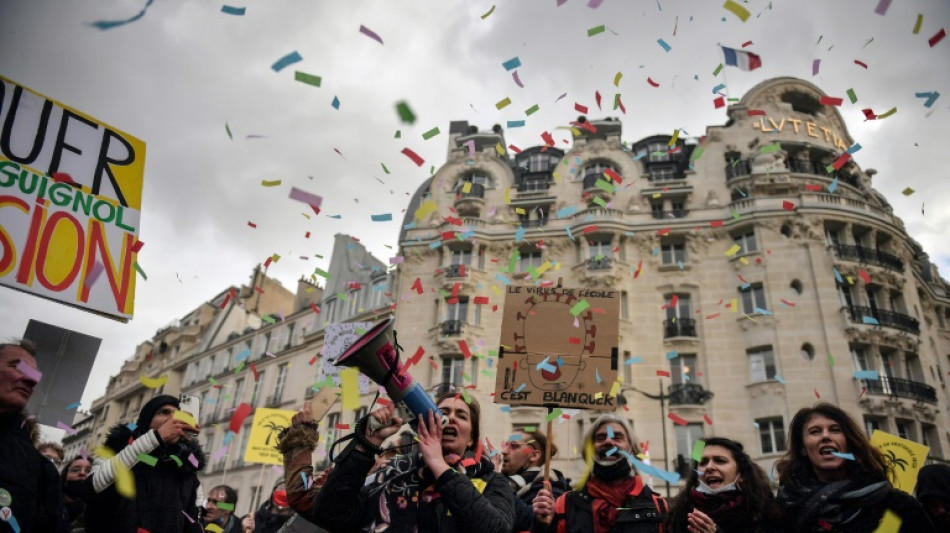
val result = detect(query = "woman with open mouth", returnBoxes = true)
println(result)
[775,403,936,532]
[665,437,781,533]
[280,390,514,533]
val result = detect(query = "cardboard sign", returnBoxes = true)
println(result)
[870,429,929,494]
[244,407,296,465]
[494,285,619,410]
[0,76,146,322]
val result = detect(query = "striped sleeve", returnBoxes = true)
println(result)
[90,429,161,493]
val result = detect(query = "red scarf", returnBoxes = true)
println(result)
[586,476,640,533]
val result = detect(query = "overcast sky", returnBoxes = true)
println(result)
[1,0,948,412]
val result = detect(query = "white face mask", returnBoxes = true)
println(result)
[695,477,740,495]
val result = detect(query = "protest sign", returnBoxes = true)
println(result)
[870,429,929,493]
[244,407,295,465]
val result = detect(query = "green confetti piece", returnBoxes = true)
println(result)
[546,408,563,422]
[234,361,245,373]
[261,315,276,324]
[488,350,497,358]
[313,268,330,279]
[760,143,782,154]
[294,71,322,87]
[381,163,390,174]
[422,127,440,140]
[828,354,835,366]
[727,97,740,102]
[137,453,158,467]
[225,122,233,140]
[524,426,537,432]
[527,266,540,280]
[731,210,741,220]
[507,249,519,273]
[592,196,608,207]
[169,455,183,467]
[825,164,835,173]
[690,147,705,161]
[846,88,857,104]
[462,389,472,404]
[594,179,615,193]
[395,101,416,124]
[569,299,590,316]
[713,63,723,76]
[691,439,706,462]
[587,25,606,36]
[394,130,401,138]
[216,501,235,511]
[480,369,495,377]
[209,377,218,385]
[133,262,147,280]
[525,104,540,116]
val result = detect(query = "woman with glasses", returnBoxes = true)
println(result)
[61,456,92,532]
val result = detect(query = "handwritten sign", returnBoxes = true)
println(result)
[244,407,295,465]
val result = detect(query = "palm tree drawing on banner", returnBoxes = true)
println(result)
[263,420,287,445]
[884,449,908,471]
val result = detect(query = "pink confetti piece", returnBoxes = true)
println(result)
[84,261,104,289]
[188,453,199,468]
[588,0,603,6]
[812,59,820,75]
[57,421,78,435]
[555,92,568,102]
[512,70,524,88]
[16,360,41,383]
[874,0,891,15]
[359,24,384,45]
[212,445,229,461]
[182,510,196,523]
[289,187,324,208]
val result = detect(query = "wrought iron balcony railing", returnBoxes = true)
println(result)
[847,306,920,335]
[663,318,697,338]
[668,383,714,406]
[444,263,468,278]
[588,257,612,271]
[833,244,903,272]
[863,375,937,403]
[441,320,463,336]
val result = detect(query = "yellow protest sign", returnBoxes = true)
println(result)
[243,407,295,465]
[870,429,929,493]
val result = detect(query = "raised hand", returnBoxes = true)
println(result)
[365,403,403,447]
[416,410,449,478]
[532,481,555,525]
[156,415,199,444]
[687,509,718,533]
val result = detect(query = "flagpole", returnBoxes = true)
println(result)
[717,43,731,101]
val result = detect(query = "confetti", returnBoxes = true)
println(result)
[902,187,915,196]
[139,374,168,389]
[271,51,303,72]
[854,60,868,69]
[359,24,384,45]
[371,213,392,222]
[496,97,512,109]
[331,96,340,109]
[294,71,322,87]
[261,180,281,187]
[930,28,946,47]
[395,101,416,124]
[502,57,521,71]
[228,403,252,433]
[220,5,246,16]
[915,91,940,108]
[401,147,425,166]
[812,59,821,76]
[422,127,440,140]
[90,0,156,30]
[874,0,891,15]
[657,38,671,52]
[913,14,923,35]
[512,71,524,88]
[588,25,606,36]
[723,0,751,22]
[819,96,843,106]
[480,5,496,19]
[289,187,323,208]
[647,77,660,87]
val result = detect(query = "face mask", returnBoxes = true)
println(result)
[272,490,288,508]
[696,477,740,495]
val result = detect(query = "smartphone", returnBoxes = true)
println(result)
[179,394,200,438]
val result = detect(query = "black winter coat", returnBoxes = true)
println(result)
[253,500,294,533]
[0,413,69,533]
[510,468,570,532]
[82,424,206,533]
[310,442,515,533]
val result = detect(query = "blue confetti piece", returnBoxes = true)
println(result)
[606,425,615,438]
[854,370,879,380]
[678,260,684,270]
[460,230,475,240]
[556,205,578,218]
[624,356,643,365]
[557,356,564,367]
[507,120,525,128]
[271,51,303,72]
[846,143,862,154]
[596,367,602,383]
[403,221,416,230]
[915,91,940,108]
[775,375,786,384]
[633,151,648,161]
[831,451,855,460]
[66,402,81,410]
[712,83,726,94]
[833,267,843,283]
[500,405,511,412]
[566,227,575,241]
[89,0,155,30]
[371,213,393,222]
[223,430,235,445]
[515,226,526,243]
[754,307,772,315]
[235,349,251,362]
[429,241,442,249]
[126,423,137,431]
[536,357,551,371]
[606,445,618,455]
[740,282,751,290]
[828,176,839,193]
[331,96,340,109]
[666,350,679,360]
[657,38,672,52]
[502,57,522,71]
[862,316,880,325]
[5,515,20,533]
[495,273,511,285]
[508,433,523,440]
[515,383,526,393]
[221,5,246,15]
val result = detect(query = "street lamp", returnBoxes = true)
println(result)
[617,379,714,498]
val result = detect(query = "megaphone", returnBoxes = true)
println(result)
[335,318,444,431]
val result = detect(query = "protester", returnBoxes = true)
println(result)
[775,403,935,532]
[0,339,70,532]
[279,391,514,532]
[532,413,667,533]
[251,480,294,533]
[202,485,242,533]
[501,429,569,532]
[83,394,206,532]
[665,437,781,533]
[61,455,93,531]
[916,463,950,531]
[39,441,66,465]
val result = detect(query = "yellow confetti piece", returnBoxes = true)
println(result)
[723,0,751,22]
[877,107,897,119]
[205,525,224,533]
[730,298,738,313]
[95,445,116,459]
[902,187,915,196]
[495,97,512,110]
[504,187,511,204]
[613,71,623,86]
[594,391,603,399]
[652,193,662,199]
[724,244,742,257]
[610,380,621,398]
[480,4,496,19]
[461,182,472,194]
[491,285,502,296]
[536,261,552,275]
[913,14,923,35]
[576,438,595,489]
[340,367,361,411]
[139,374,168,389]
[414,199,438,220]
[668,129,680,146]
[495,142,506,156]
[261,180,282,187]
[173,410,197,427]
[739,257,750,265]
[515,207,526,215]
[115,461,135,499]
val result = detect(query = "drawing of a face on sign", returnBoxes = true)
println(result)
[511,292,596,391]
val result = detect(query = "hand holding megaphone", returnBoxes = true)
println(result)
[363,403,404,446]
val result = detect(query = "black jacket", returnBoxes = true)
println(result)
[533,481,667,533]
[82,424,206,533]
[510,467,570,532]
[0,413,69,533]
[253,500,294,533]
[310,442,514,533]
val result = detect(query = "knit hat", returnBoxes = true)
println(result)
[917,463,950,500]
[136,395,180,432]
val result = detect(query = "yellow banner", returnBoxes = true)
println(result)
[0,76,146,321]
[244,407,295,465]
[870,429,929,493]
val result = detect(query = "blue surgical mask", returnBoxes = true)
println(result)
[696,477,740,495]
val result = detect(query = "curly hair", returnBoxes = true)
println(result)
[666,437,780,531]
[775,402,891,487]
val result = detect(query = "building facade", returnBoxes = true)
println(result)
[391,77,950,485]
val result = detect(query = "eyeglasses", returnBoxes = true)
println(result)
[47,457,63,466]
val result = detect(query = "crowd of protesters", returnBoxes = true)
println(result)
[2,337,948,532]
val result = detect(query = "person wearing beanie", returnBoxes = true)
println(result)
[916,463,950,530]
[81,394,206,532]
[531,414,668,533]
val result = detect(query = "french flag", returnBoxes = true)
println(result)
[722,46,762,71]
